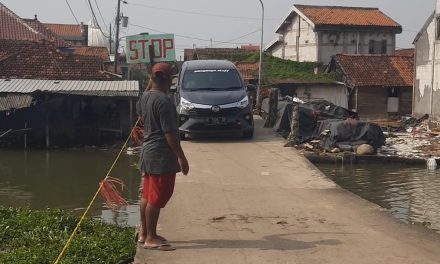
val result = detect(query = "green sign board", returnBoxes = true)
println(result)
[126,34,175,64]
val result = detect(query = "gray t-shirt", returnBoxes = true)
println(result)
[137,90,180,175]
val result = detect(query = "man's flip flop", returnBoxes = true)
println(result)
[137,237,169,244]
[143,243,176,251]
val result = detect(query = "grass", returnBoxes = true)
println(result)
[232,52,338,83]
[0,207,136,264]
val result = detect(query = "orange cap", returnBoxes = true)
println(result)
[151,63,174,77]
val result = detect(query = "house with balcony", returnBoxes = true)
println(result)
[265,5,402,65]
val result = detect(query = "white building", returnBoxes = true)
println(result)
[265,5,402,65]
[413,0,440,123]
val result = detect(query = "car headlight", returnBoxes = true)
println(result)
[180,97,195,111]
[237,96,249,109]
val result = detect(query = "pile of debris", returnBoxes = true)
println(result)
[378,115,440,159]
[308,118,385,155]
[262,97,385,155]
[262,94,440,160]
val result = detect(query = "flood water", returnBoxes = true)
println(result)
[0,149,142,227]
[4,149,440,233]
[315,162,440,233]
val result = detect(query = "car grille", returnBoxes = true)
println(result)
[189,107,242,117]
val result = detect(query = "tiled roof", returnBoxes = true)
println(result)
[0,3,68,47]
[0,53,10,62]
[22,18,67,47]
[0,3,44,41]
[73,46,109,61]
[184,47,260,61]
[236,62,259,80]
[296,5,401,29]
[334,54,413,87]
[0,40,111,81]
[277,5,402,33]
[44,23,82,37]
[240,45,260,52]
[395,48,414,57]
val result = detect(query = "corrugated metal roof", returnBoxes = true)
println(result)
[0,94,33,111]
[0,79,139,97]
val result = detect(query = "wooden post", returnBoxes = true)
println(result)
[45,122,50,148]
[129,100,134,128]
[24,122,27,150]
[45,95,50,148]
[285,103,300,147]
[264,88,279,128]
[119,102,123,140]
[149,45,155,65]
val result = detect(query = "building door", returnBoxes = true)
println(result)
[387,87,399,113]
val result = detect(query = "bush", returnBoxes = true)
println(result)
[230,53,338,83]
[0,207,135,264]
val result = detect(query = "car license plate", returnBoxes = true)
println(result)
[205,117,227,125]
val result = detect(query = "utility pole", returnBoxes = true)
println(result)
[114,0,121,74]
[256,0,265,111]
[109,24,112,55]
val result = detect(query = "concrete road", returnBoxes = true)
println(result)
[135,118,440,264]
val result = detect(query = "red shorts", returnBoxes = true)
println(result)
[142,173,176,208]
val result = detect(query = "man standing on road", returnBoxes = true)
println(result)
[137,63,189,251]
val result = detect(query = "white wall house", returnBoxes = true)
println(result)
[413,0,440,123]
[265,5,402,65]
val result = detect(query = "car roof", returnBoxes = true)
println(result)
[182,60,237,71]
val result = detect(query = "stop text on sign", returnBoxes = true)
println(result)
[125,34,175,64]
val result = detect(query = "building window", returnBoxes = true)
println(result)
[387,88,400,113]
[388,87,400,97]
[369,40,375,54]
[369,40,387,54]
[382,40,387,54]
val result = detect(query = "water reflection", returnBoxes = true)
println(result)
[0,149,141,226]
[315,163,440,233]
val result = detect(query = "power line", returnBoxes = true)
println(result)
[86,0,101,28]
[94,0,109,31]
[125,1,277,21]
[86,0,109,38]
[129,23,258,45]
[64,0,79,24]
[129,23,212,42]
[212,29,260,47]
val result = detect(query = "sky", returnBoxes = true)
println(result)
[1,0,436,58]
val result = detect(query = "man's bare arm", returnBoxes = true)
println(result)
[164,132,189,175]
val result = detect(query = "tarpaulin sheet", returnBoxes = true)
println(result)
[264,99,357,141]
[314,119,385,150]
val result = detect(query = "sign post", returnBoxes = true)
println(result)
[126,34,176,64]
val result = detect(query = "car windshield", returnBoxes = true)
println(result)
[182,69,242,91]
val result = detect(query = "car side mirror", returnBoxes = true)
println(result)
[170,85,178,93]
[246,84,257,92]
